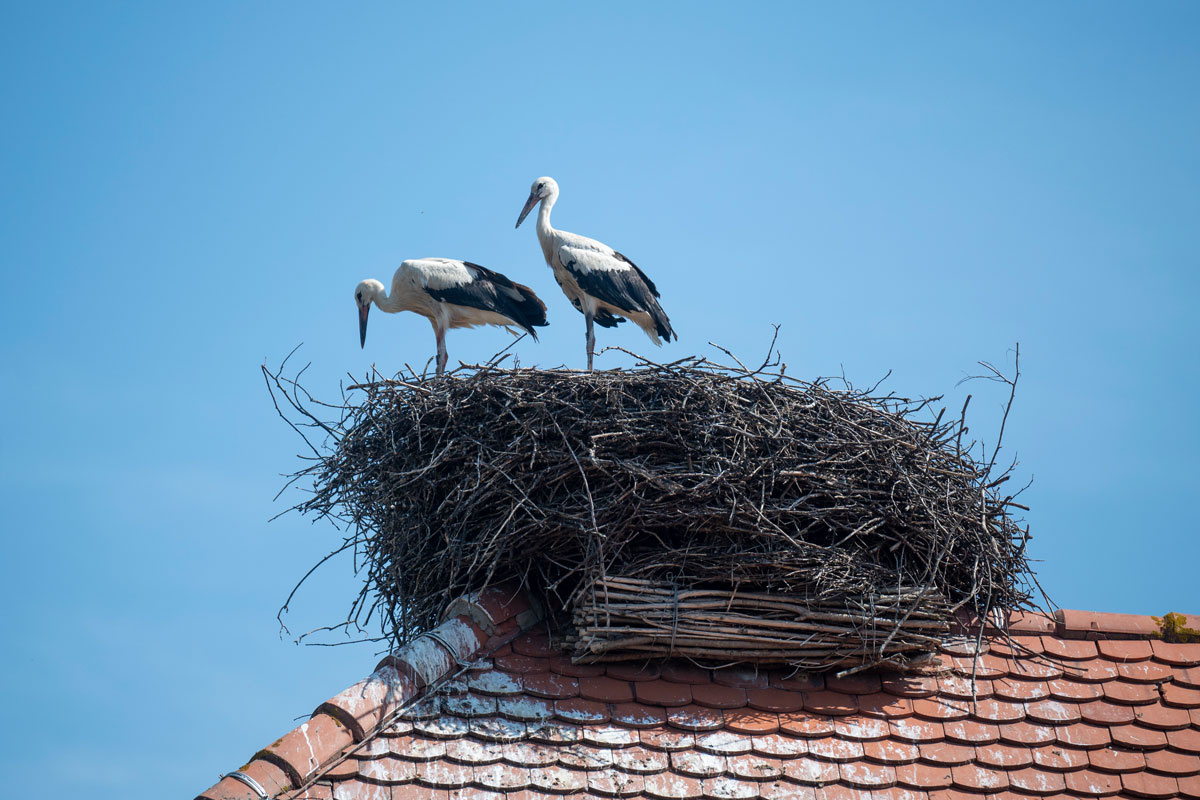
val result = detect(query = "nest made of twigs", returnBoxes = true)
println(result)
[268,348,1034,670]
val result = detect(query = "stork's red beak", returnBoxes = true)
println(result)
[358,303,370,348]
[515,192,539,229]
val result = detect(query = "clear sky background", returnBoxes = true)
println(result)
[1,3,1197,798]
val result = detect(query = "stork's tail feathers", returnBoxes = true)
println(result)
[511,281,549,340]
[650,302,675,344]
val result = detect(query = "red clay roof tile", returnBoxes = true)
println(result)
[1073,659,1122,683]
[640,727,696,752]
[1007,765,1068,794]
[746,688,803,714]
[832,714,890,742]
[1163,682,1200,708]
[825,672,884,695]
[1041,637,1100,661]
[667,705,725,732]
[1046,677,1104,702]
[1134,702,1192,731]
[1152,640,1200,667]
[694,730,752,755]
[749,731,806,757]
[1088,744,1147,773]
[612,702,669,729]
[894,760,954,789]
[975,741,1034,768]
[580,675,635,703]
[522,671,579,700]
[864,738,921,764]
[554,697,609,724]
[1110,723,1170,750]
[723,708,780,735]
[969,697,1025,722]
[1099,681,1156,705]
[1031,743,1091,771]
[1144,747,1200,776]
[1167,725,1200,752]
[1063,768,1124,796]
[951,761,1009,791]
[727,751,785,780]
[801,690,856,716]
[942,719,1001,744]
[1121,770,1180,798]
[840,760,898,788]
[702,775,759,799]
[607,663,662,682]
[807,736,866,762]
[1181,773,1200,798]
[1097,639,1155,662]
[912,696,972,722]
[643,770,705,799]
[659,662,713,685]
[711,667,769,690]
[997,720,1057,746]
[782,755,841,785]
[1119,660,1177,683]
[530,764,588,793]
[1026,698,1084,724]
[689,683,747,710]
[916,741,975,766]
[773,709,845,743]
[881,673,939,698]
[636,679,695,708]
[1055,723,1111,749]
[549,657,606,678]
[669,749,728,778]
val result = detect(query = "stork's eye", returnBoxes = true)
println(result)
[356,292,362,301]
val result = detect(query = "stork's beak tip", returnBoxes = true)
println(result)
[358,305,369,347]
[516,192,539,229]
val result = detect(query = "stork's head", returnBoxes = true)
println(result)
[354,279,384,348]
[515,176,558,229]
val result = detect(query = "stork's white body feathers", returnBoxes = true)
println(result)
[550,235,666,345]
[355,258,547,374]
[387,259,531,332]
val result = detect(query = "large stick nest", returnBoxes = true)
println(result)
[269,348,1034,669]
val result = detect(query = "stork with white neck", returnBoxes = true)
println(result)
[355,258,548,375]
[515,176,675,370]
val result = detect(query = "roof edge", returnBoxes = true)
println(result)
[194,582,542,800]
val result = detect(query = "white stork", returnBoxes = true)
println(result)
[515,176,675,370]
[355,258,548,375]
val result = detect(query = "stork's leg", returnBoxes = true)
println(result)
[584,310,596,371]
[435,327,448,375]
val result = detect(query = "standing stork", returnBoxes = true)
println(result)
[515,176,675,370]
[355,258,548,375]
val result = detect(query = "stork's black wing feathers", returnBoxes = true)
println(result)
[424,261,549,338]
[612,251,661,298]
[562,249,675,342]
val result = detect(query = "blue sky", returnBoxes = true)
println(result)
[1,3,1197,798]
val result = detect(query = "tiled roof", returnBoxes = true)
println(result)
[197,591,1200,800]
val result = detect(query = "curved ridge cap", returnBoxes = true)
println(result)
[1056,608,1197,639]
[194,585,542,800]
[951,607,1200,640]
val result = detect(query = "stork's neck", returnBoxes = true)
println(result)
[374,280,406,313]
[536,190,557,241]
